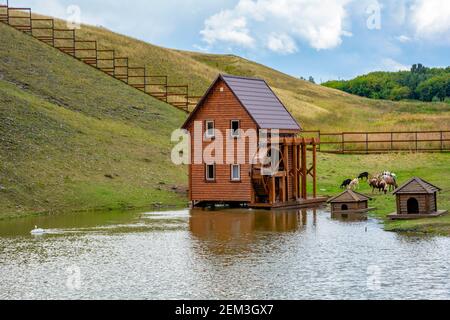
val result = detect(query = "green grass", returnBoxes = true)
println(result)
[0,23,187,218]
[316,152,450,236]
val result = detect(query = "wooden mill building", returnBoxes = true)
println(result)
[389,177,447,220]
[182,74,323,209]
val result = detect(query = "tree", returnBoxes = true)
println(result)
[416,74,450,101]
[308,76,315,84]
[389,86,411,101]
[411,63,427,74]
[322,64,450,102]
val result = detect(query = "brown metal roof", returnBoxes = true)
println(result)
[327,190,372,203]
[182,74,301,131]
[393,177,441,195]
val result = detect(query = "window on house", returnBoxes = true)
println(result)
[231,164,241,181]
[231,120,240,138]
[205,121,215,139]
[206,164,215,181]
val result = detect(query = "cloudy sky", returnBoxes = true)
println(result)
[18,0,450,82]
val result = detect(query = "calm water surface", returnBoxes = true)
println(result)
[0,208,449,300]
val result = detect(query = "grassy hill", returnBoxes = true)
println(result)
[0,22,187,218]
[42,17,450,132]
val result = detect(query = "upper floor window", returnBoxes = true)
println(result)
[205,120,215,139]
[231,120,240,138]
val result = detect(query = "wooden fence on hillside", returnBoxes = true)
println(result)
[300,130,450,154]
[0,1,201,112]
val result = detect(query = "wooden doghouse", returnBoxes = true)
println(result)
[328,190,373,220]
[182,74,325,209]
[388,177,447,220]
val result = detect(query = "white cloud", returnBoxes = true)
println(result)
[380,58,410,72]
[266,33,298,54]
[200,0,352,51]
[410,0,450,40]
[200,10,255,48]
[396,35,411,43]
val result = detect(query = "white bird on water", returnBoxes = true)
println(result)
[30,226,45,235]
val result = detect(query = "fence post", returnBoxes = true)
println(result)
[164,76,168,103]
[7,1,9,25]
[441,131,444,152]
[317,130,321,152]
[415,132,418,152]
[391,132,394,151]
[341,133,345,154]
[51,19,55,47]
[28,9,32,34]
[366,133,369,154]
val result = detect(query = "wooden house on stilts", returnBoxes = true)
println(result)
[182,74,324,209]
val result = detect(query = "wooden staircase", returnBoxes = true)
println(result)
[0,1,201,112]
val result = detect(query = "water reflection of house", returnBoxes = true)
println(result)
[389,177,447,220]
[189,209,313,249]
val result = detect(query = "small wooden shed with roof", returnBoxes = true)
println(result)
[327,190,373,219]
[388,177,447,220]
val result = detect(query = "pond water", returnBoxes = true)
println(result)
[0,208,449,300]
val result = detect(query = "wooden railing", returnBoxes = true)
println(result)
[300,130,450,154]
[0,1,200,112]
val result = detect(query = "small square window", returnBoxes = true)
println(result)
[231,120,240,138]
[206,164,215,181]
[205,121,215,139]
[231,164,241,181]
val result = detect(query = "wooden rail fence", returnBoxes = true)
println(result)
[0,0,200,112]
[300,130,450,154]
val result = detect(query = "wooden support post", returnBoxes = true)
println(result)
[301,139,307,200]
[250,166,256,203]
[271,176,276,204]
[188,163,192,202]
[284,143,289,201]
[297,144,301,199]
[312,139,317,198]
[293,143,298,200]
